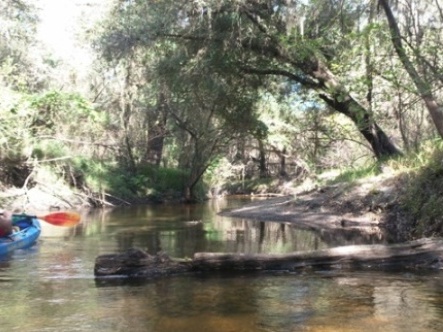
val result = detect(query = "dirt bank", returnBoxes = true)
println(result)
[222,170,410,242]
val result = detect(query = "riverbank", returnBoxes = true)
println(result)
[221,168,412,242]
[0,166,416,242]
[2,148,441,243]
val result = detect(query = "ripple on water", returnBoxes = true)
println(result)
[1,201,443,332]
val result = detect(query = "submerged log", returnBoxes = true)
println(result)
[94,238,443,278]
[94,248,191,278]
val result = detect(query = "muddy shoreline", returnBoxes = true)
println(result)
[221,173,411,243]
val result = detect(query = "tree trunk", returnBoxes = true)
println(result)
[241,36,401,160]
[183,141,215,202]
[121,61,137,173]
[320,94,401,159]
[257,138,268,178]
[380,0,443,139]
[279,146,287,177]
[304,58,402,159]
[94,238,443,278]
[365,1,376,111]
[145,92,168,166]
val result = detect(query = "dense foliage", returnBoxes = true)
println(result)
[1,0,443,210]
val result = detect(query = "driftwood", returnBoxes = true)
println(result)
[94,238,443,278]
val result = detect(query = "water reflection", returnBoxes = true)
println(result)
[92,272,443,332]
[2,197,442,332]
[79,197,384,259]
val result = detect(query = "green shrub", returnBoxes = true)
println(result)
[398,147,443,237]
[325,163,380,185]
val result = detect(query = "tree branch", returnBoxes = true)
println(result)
[402,37,443,86]
[239,65,320,89]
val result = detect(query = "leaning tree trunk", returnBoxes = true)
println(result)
[307,59,402,159]
[320,94,401,159]
[380,0,443,139]
[241,37,402,160]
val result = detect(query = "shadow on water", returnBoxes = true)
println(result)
[2,197,443,332]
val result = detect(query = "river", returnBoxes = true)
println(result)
[0,197,443,331]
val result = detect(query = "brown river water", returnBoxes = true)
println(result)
[0,197,443,332]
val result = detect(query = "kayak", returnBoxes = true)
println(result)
[0,217,41,256]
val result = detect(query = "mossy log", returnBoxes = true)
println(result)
[94,238,443,278]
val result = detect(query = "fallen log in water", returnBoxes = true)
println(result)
[94,238,443,278]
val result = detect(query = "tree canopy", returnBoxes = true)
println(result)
[1,0,443,203]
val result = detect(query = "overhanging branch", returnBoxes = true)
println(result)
[240,65,320,89]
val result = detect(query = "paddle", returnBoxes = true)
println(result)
[13,212,81,227]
